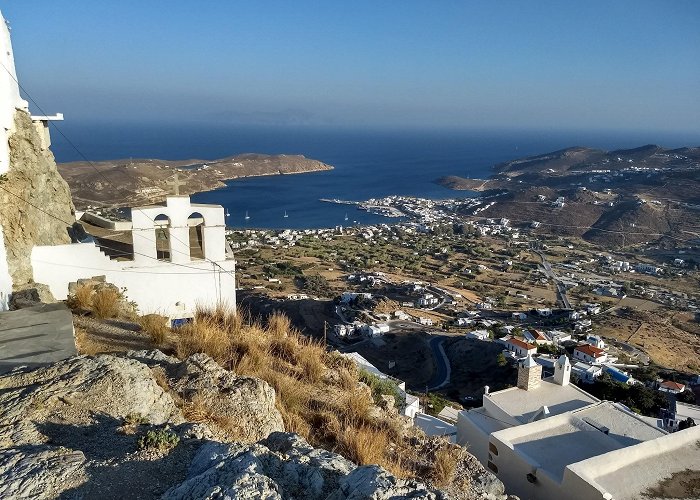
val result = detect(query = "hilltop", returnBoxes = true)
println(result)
[58,153,333,209]
[437,145,700,247]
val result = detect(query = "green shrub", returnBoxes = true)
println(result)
[137,428,180,452]
[358,369,402,407]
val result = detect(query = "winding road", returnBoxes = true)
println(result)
[426,335,451,390]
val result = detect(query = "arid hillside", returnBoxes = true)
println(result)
[58,153,333,209]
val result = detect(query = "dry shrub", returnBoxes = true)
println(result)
[68,283,93,311]
[92,287,121,319]
[431,447,459,487]
[172,305,416,475]
[139,314,170,346]
[340,425,389,466]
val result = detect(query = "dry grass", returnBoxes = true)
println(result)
[431,447,459,487]
[139,314,170,346]
[172,304,418,474]
[91,288,122,319]
[70,283,94,311]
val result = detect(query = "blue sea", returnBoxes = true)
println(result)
[50,123,700,229]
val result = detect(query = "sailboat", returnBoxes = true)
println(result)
[244,211,250,220]
[283,210,289,218]
[225,209,231,217]
[344,212,348,221]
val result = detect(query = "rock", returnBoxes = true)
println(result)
[0,447,86,499]
[0,354,183,447]
[128,350,285,442]
[0,109,75,287]
[164,433,443,500]
[9,282,56,309]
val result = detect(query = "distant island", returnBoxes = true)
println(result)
[58,153,333,209]
[436,145,700,247]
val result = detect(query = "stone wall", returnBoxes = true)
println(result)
[0,109,75,288]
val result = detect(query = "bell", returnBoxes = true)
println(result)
[157,229,168,241]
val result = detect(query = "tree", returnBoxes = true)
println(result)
[497,353,507,367]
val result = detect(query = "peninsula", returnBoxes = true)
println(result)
[58,153,333,209]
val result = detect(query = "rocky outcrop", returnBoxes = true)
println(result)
[0,109,75,287]
[0,351,465,499]
[164,433,443,500]
[0,350,513,499]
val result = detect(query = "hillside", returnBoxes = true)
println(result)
[58,153,333,209]
[439,145,700,248]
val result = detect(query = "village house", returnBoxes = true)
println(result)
[573,344,607,364]
[501,337,537,358]
[658,380,686,394]
[523,329,552,345]
[467,330,489,341]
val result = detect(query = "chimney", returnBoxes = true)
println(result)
[554,354,571,386]
[484,385,490,395]
[517,355,542,391]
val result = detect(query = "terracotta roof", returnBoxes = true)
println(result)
[508,337,537,350]
[575,344,605,358]
[660,381,685,391]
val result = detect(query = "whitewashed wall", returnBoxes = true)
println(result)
[0,9,29,175]
[31,242,236,318]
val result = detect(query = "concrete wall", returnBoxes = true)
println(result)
[31,242,236,318]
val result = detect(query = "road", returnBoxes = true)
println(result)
[426,335,451,391]
[536,251,572,309]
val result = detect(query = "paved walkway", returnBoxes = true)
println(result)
[0,303,76,374]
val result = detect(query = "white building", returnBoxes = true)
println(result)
[32,196,236,323]
[586,335,605,349]
[573,344,607,365]
[503,337,537,358]
[418,317,433,326]
[457,355,699,500]
[467,330,489,341]
[571,362,603,383]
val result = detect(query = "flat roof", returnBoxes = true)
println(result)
[487,378,599,424]
[571,426,700,500]
[414,412,456,443]
[502,402,666,482]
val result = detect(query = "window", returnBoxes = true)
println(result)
[489,442,499,456]
[487,461,498,473]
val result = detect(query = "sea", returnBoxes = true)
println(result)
[50,123,700,230]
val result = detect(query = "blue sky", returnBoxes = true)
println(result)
[3,1,700,132]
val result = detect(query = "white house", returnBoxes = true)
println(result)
[504,337,537,358]
[511,312,527,321]
[536,307,552,317]
[571,361,603,383]
[586,335,605,349]
[418,317,433,326]
[467,330,489,341]
[573,344,607,364]
[658,380,686,394]
[523,329,552,345]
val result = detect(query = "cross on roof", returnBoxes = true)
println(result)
[167,172,185,196]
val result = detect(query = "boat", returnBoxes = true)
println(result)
[344,213,348,221]
[244,211,250,220]
[284,210,288,218]
[225,210,231,217]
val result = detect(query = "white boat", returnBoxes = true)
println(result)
[344,213,348,221]
[225,210,231,217]
[244,211,250,220]
[284,210,288,218]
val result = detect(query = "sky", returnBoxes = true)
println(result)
[3,1,700,133]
